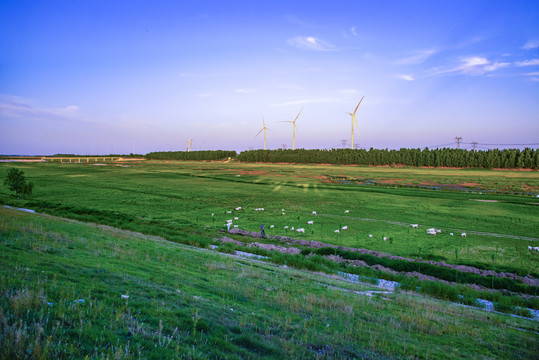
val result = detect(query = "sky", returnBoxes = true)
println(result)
[1,0,538,155]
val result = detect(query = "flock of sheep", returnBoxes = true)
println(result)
[214,207,470,240]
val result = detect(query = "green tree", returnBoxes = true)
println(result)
[3,167,34,197]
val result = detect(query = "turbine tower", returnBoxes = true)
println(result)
[255,115,269,150]
[346,96,364,149]
[281,108,303,150]
[186,137,192,152]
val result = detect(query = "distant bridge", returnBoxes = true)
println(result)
[41,157,142,163]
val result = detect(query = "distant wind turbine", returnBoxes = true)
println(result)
[186,137,192,152]
[346,96,364,149]
[281,108,303,150]
[255,115,269,150]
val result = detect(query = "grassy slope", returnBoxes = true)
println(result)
[1,207,538,359]
[0,162,537,272]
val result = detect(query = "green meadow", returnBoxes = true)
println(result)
[1,160,538,358]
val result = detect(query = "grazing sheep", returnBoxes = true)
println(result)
[255,208,265,211]
[284,226,289,229]
[461,233,467,237]
[233,225,238,228]
[334,230,340,233]
[234,217,239,220]
[383,237,389,241]
[312,211,317,216]
[270,225,275,228]
[307,221,314,225]
[227,211,232,214]
[344,210,350,214]
[411,224,418,228]
[450,233,454,236]
[296,228,305,233]
[282,209,285,212]
[235,207,242,211]
[282,212,286,215]
[368,234,373,238]
[528,245,532,251]
[291,226,295,231]
[211,213,214,216]
[341,226,348,230]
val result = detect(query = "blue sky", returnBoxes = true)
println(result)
[1,0,538,155]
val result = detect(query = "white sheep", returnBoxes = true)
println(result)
[461,233,467,237]
[291,226,295,231]
[368,234,373,238]
[410,224,418,228]
[312,211,317,216]
[233,225,238,228]
[211,213,214,216]
[296,228,305,233]
[307,221,314,225]
[234,217,239,220]
[344,210,350,214]
[226,219,233,223]
[334,230,340,233]
[270,225,275,229]
[284,226,289,229]
[528,245,532,251]
[235,207,242,211]
[341,226,348,230]
[383,237,389,241]
[282,212,286,215]
[450,233,454,236]
[227,211,232,214]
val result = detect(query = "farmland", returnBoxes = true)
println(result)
[1,160,538,358]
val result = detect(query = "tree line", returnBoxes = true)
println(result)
[145,150,237,161]
[235,148,539,169]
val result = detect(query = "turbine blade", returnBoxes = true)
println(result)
[352,96,365,115]
[255,129,264,137]
[262,114,265,127]
[293,107,303,123]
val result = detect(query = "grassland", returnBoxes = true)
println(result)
[0,160,538,358]
[1,207,538,359]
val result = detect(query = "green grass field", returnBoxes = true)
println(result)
[1,207,538,359]
[1,160,538,358]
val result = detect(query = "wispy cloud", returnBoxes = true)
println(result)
[433,56,510,76]
[197,92,212,97]
[350,26,357,36]
[515,59,539,67]
[0,94,79,120]
[395,49,438,65]
[272,97,344,107]
[396,74,415,81]
[235,88,256,94]
[339,89,359,95]
[287,36,336,51]
[284,14,312,28]
[522,40,539,50]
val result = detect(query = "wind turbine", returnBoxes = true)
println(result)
[255,115,269,150]
[186,137,192,152]
[281,108,303,150]
[346,96,364,149]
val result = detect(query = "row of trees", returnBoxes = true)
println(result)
[235,148,539,169]
[145,150,237,161]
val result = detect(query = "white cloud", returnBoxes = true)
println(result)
[0,94,79,120]
[350,26,357,36]
[395,49,437,65]
[396,74,415,81]
[272,97,344,107]
[522,40,539,50]
[433,56,510,76]
[198,93,212,97]
[525,71,539,76]
[339,89,359,95]
[515,59,539,67]
[235,88,256,93]
[287,36,336,51]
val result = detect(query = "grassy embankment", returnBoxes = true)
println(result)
[1,207,538,359]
